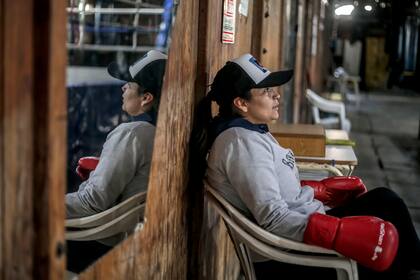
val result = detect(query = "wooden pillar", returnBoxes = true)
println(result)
[32,0,67,279]
[1,1,35,279]
[281,0,298,123]
[300,0,313,123]
[309,0,323,93]
[79,0,200,278]
[0,0,67,279]
[293,0,308,123]
[257,1,285,121]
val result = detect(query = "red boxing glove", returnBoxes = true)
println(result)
[304,213,399,271]
[76,156,100,181]
[301,176,367,207]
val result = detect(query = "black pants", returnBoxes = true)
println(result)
[66,240,112,273]
[254,188,420,280]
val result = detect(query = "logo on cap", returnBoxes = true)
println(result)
[249,57,268,73]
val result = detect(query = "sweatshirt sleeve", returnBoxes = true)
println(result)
[224,135,310,241]
[66,125,146,218]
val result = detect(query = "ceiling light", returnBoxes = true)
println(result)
[380,2,386,8]
[335,4,355,16]
[364,5,373,11]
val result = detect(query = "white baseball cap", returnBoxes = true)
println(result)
[209,53,293,102]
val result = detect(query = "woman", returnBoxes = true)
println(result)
[66,50,167,273]
[195,53,420,279]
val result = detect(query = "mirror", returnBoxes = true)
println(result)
[65,0,177,274]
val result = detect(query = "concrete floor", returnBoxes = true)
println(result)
[346,88,420,237]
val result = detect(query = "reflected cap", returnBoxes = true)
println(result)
[107,50,167,96]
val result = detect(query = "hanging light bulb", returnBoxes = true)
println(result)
[364,5,373,11]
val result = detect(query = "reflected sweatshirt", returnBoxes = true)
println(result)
[66,119,155,219]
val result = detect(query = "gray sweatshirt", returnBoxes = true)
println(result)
[206,124,325,243]
[66,120,155,219]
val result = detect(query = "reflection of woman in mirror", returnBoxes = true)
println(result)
[193,54,420,279]
[66,50,167,273]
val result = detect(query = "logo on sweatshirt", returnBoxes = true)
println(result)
[282,150,295,170]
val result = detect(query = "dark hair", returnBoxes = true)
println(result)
[189,80,252,183]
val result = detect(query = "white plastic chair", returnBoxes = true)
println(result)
[306,89,351,132]
[205,182,358,280]
[65,191,146,241]
[334,67,361,108]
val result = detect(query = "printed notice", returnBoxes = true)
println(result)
[222,0,236,44]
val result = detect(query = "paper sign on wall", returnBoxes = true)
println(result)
[222,0,236,44]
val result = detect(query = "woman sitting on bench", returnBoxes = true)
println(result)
[193,53,420,279]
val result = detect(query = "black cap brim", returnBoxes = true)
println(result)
[107,62,134,83]
[255,69,294,88]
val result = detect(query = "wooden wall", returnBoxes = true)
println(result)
[196,0,257,275]
[0,0,330,279]
[0,0,67,279]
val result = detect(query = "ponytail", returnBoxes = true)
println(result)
[189,77,252,183]
[189,94,214,182]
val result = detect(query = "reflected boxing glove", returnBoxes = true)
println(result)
[304,213,399,271]
[301,176,367,207]
[76,156,99,181]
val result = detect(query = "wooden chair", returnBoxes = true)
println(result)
[306,89,351,132]
[65,191,146,241]
[205,182,358,280]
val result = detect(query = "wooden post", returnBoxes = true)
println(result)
[79,0,200,278]
[258,1,285,121]
[293,0,308,123]
[1,1,35,279]
[0,0,67,279]
[32,0,67,279]
[300,0,313,123]
[309,0,323,93]
[281,0,298,123]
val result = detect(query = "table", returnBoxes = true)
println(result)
[295,129,357,176]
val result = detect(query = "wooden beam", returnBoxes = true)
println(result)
[293,0,308,123]
[258,0,284,121]
[79,0,200,278]
[0,0,4,274]
[1,0,34,278]
[0,0,67,278]
[309,0,322,93]
[280,0,298,123]
[251,0,263,58]
[300,0,313,123]
[32,0,67,279]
